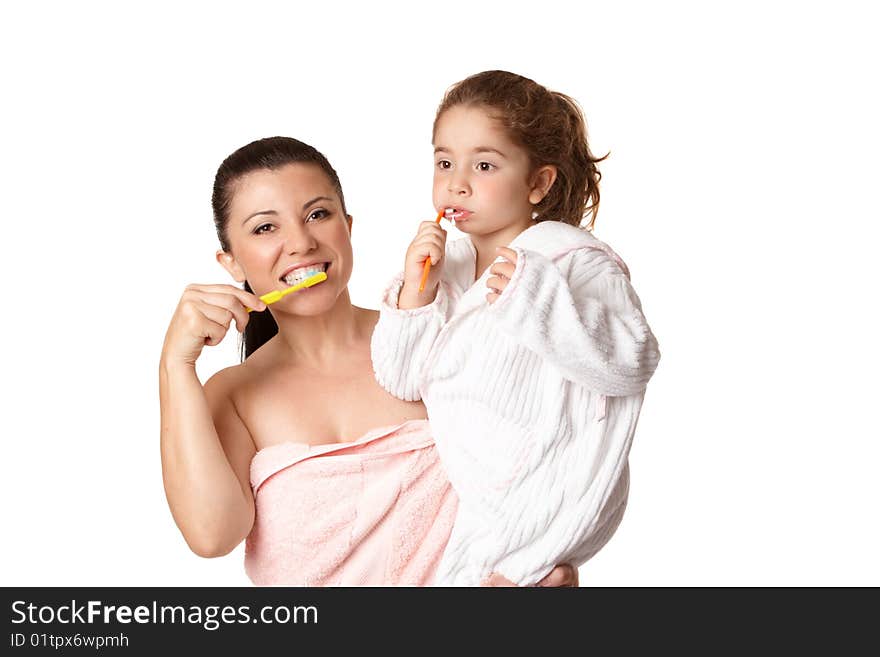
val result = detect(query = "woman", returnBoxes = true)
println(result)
[159,136,577,586]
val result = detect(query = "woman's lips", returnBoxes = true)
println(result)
[279,262,329,286]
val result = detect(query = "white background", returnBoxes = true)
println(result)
[1,1,877,586]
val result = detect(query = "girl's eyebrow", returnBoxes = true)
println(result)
[474,146,506,158]
[433,146,507,158]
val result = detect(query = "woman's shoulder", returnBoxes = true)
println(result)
[203,362,248,404]
[356,306,380,336]
[204,345,275,402]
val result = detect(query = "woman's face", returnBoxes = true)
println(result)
[218,163,354,316]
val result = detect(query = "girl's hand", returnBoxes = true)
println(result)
[161,284,266,366]
[483,564,580,587]
[486,246,518,304]
[399,220,448,309]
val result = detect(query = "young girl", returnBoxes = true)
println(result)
[371,71,661,586]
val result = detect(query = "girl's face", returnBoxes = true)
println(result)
[433,104,554,241]
[218,163,353,316]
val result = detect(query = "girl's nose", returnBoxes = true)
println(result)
[448,173,470,195]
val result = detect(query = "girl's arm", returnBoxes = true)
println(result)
[371,273,450,401]
[489,246,660,396]
[159,284,264,557]
[371,220,451,401]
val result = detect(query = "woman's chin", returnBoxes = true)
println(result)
[273,285,340,316]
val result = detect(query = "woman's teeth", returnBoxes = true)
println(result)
[283,264,327,287]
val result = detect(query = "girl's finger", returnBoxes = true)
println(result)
[495,246,518,262]
[417,221,446,236]
[423,244,444,266]
[490,261,516,279]
[416,236,446,257]
[486,276,507,293]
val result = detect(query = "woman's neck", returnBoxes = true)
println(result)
[270,288,367,368]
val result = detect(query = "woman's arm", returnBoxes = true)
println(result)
[160,363,255,557]
[159,283,264,557]
[485,564,580,587]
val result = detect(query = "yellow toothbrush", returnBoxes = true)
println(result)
[246,271,328,312]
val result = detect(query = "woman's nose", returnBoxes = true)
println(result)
[283,223,318,254]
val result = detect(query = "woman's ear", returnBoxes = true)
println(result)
[528,165,558,205]
[216,249,246,283]
[346,214,354,234]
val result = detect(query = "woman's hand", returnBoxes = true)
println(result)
[486,247,518,304]
[161,284,266,366]
[398,220,448,309]
[483,564,580,587]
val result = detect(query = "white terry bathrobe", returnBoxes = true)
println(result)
[371,221,661,585]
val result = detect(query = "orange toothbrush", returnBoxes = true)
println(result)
[419,210,446,292]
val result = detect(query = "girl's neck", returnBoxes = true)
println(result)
[470,217,536,280]
[271,288,367,368]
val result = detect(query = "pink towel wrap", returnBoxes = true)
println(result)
[245,419,458,586]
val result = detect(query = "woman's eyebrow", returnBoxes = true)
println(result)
[302,196,333,210]
[242,209,277,226]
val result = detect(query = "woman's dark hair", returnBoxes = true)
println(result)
[211,136,347,361]
[433,70,607,230]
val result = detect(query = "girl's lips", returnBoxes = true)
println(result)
[445,208,472,221]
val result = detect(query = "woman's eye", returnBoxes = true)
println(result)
[253,223,274,235]
[437,160,452,170]
[306,208,329,222]
[477,161,494,172]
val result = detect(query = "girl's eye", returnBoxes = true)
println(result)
[306,208,330,222]
[477,161,494,172]
[253,223,274,235]
[436,160,452,170]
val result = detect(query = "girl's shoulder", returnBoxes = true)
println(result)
[513,221,630,279]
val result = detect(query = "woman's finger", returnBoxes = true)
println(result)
[196,292,250,331]
[196,301,235,332]
[187,283,265,312]
[200,317,229,347]
[482,572,517,586]
[536,564,578,587]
